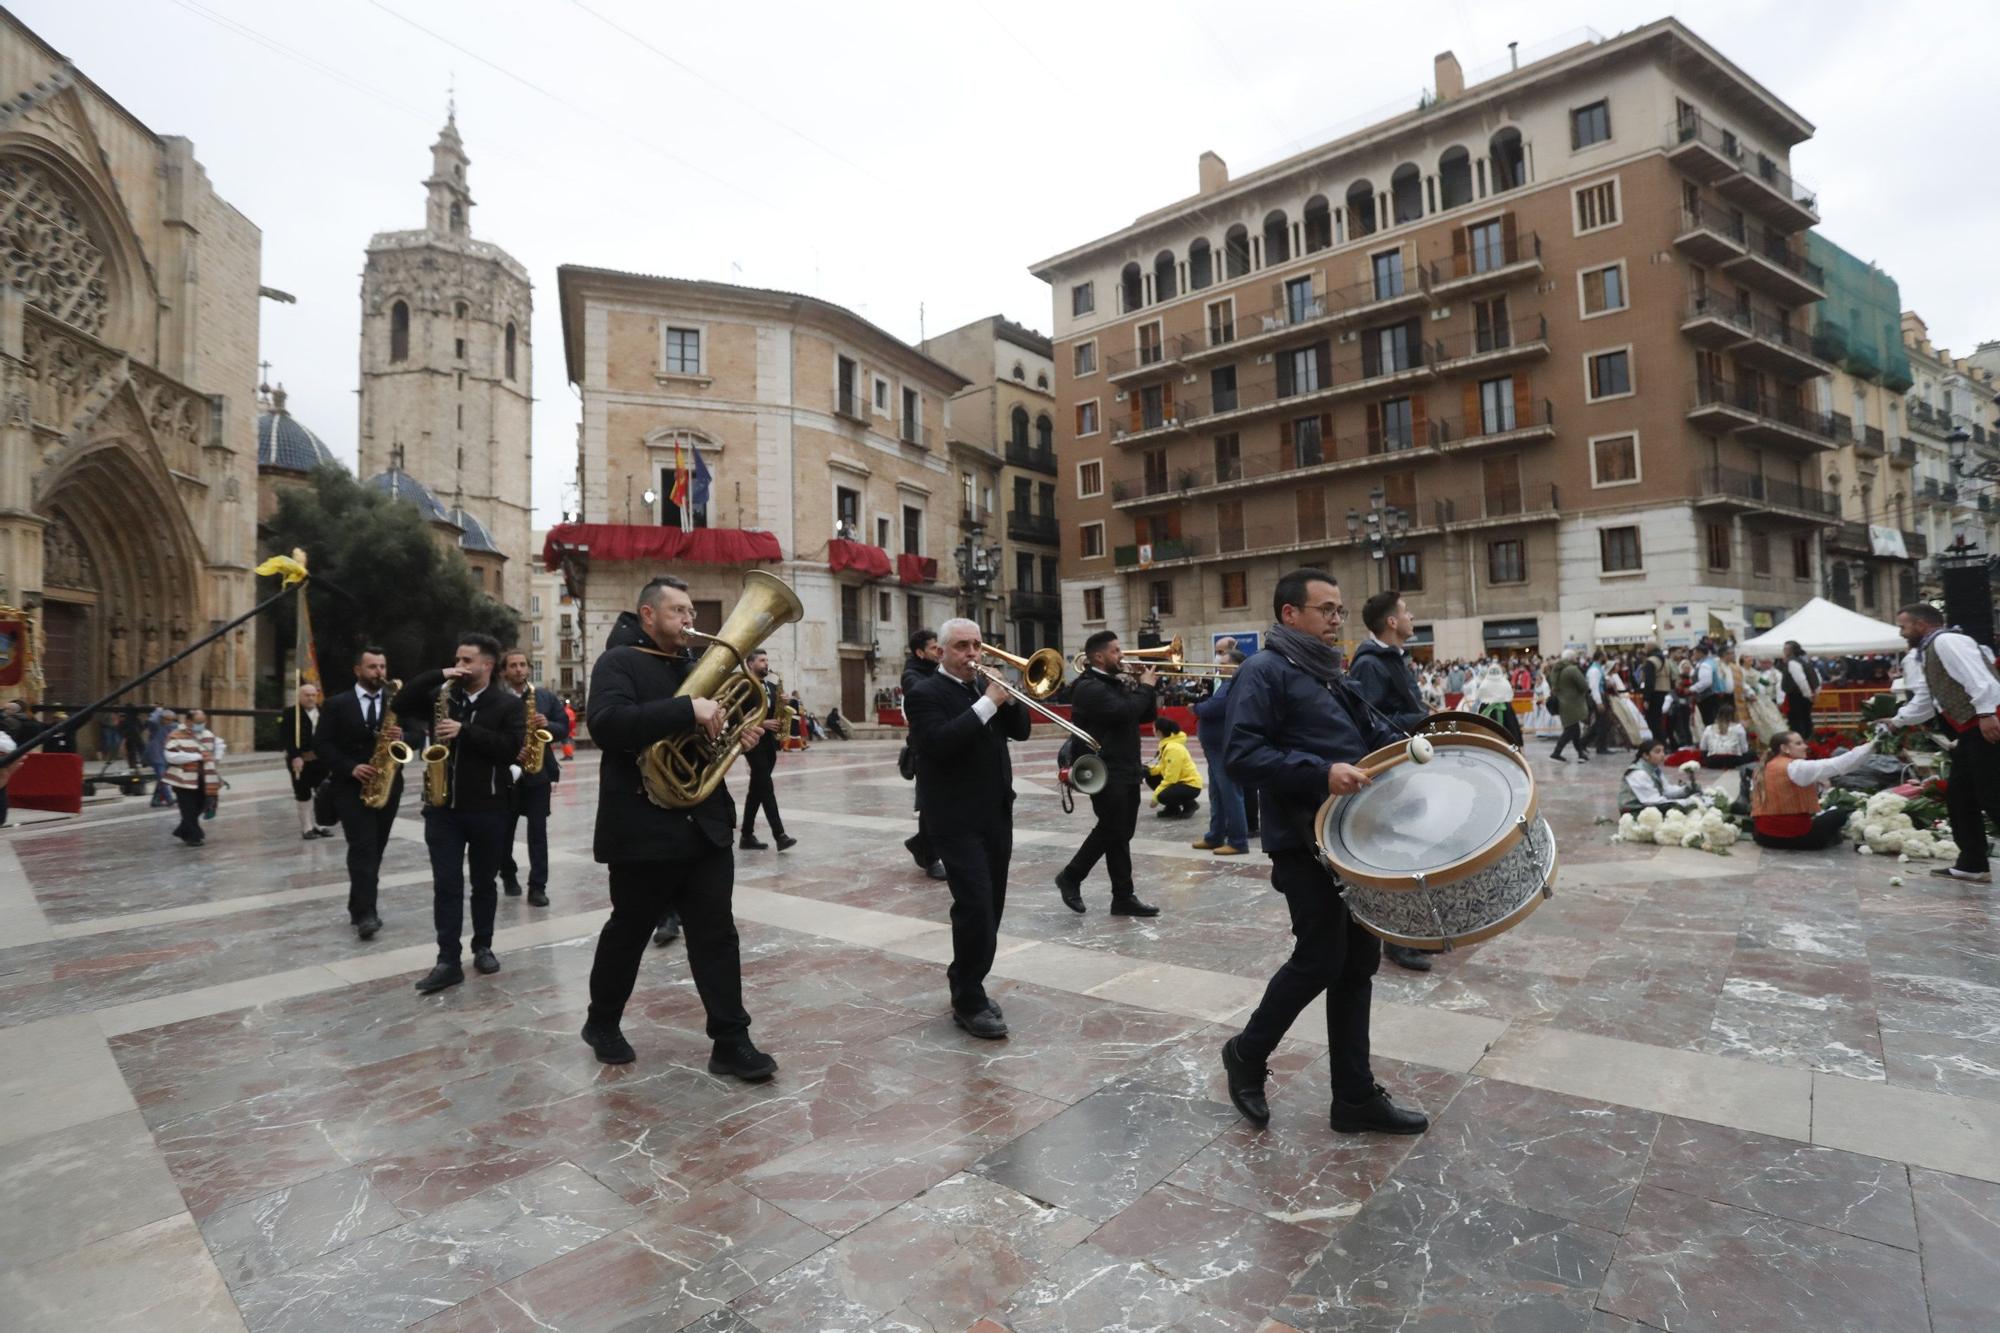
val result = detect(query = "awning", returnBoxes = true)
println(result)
[1592,612,1659,644]
[896,552,938,586]
[828,539,894,579]
[540,523,783,571]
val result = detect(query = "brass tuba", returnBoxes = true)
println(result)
[360,679,415,810]
[639,571,805,808]
[520,683,552,775]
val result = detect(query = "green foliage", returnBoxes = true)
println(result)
[260,467,516,688]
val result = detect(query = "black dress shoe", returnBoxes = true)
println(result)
[1110,895,1160,917]
[414,963,464,994]
[472,948,501,975]
[526,887,549,907]
[1056,874,1085,913]
[952,1005,1009,1040]
[1384,942,1433,972]
[1549,751,1570,763]
[775,833,797,851]
[502,880,523,897]
[653,912,681,947]
[356,915,382,941]
[905,835,931,870]
[739,833,769,850]
[1330,1084,1429,1135]
[709,1038,777,1081]
[927,859,948,881]
[580,1021,635,1065]
[1221,1037,1270,1125]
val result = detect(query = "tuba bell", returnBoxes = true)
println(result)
[639,571,805,809]
[978,644,1067,700]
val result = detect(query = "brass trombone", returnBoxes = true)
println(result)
[968,663,1108,794]
[1069,634,1237,680]
[977,644,1067,700]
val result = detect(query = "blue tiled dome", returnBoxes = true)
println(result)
[365,467,457,526]
[255,386,340,473]
[448,506,500,553]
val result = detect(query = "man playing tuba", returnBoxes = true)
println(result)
[579,575,776,1077]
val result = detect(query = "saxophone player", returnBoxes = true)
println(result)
[313,647,405,940]
[579,575,775,1078]
[395,633,525,995]
[499,650,571,906]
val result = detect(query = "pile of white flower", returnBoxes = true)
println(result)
[1842,792,1959,860]
[1613,801,1741,852]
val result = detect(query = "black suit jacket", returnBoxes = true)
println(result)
[512,684,573,785]
[907,669,1031,836]
[1068,669,1157,780]
[283,705,324,762]
[391,671,524,813]
[314,687,402,799]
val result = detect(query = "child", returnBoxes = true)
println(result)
[1145,717,1202,819]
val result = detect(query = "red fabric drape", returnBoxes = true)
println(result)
[540,524,782,571]
[828,539,894,579]
[896,553,938,586]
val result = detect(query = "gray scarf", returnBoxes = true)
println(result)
[1265,622,1345,685]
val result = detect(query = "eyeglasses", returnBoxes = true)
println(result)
[1303,602,1345,620]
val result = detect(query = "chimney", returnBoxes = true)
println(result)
[1434,51,1464,101]
[1198,150,1229,196]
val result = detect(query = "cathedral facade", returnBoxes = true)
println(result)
[0,15,262,747]
[357,113,533,615]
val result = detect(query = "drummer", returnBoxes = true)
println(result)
[1347,589,1436,973]
[1218,567,1429,1138]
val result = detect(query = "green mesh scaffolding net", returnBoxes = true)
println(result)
[1808,235,1914,392]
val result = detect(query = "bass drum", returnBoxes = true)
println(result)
[1415,709,1516,745]
[1342,818,1557,949]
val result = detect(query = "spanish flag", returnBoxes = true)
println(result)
[668,436,690,512]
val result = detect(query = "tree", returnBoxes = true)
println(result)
[260,467,517,688]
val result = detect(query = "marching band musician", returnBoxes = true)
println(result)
[578,576,776,1079]
[396,633,524,995]
[1344,589,1435,973]
[736,649,795,853]
[905,617,1032,1039]
[500,650,571,907]
[1053,630,1162,917]
[1218,568,1429,1137]
[312,647,404,941]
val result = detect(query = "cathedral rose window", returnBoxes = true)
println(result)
[0,157,111,337]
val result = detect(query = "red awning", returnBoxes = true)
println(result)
[896,553,938,586]
[540,524,783,572]
[828,539,894,579]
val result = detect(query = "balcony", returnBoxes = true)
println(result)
[1009,589,1061,620]
[1006,509,1059,544]
[1428,482,1564,532]
[1890,437,1917,468]
[1428,231,1543,300]
[1664,112,1750,182]
[899,420,934,450]
[833,387,870,423]
[1680,292,1752,348]
[1691,466,1841,522]
[1106,333,1191,383]
[1181,270,1432,367]
[1829,522,1926,560]
[1113,536,1201,568]
[1854,425,1886,460]
[1687,377,1760,433]
[1434,398,1558,454]
[1434,314,1551,377]
[1687,378,1836,453]
[1004,440,1057,474]
[1724,224,1827,305]
[1715,147,1820,231]
[1733,310,1832,380]
[1110,429,1446,511]
[1666,113,1819,229]
[1672,202,1746,265]
[960,502,991,532]
[1907,401,1953,440]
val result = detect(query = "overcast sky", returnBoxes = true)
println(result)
[21,0,1998,526]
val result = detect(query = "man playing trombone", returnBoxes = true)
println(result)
[1055,630,1161,917]
[905,617,1032,1039]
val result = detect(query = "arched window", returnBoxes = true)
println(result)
[1223,226,1250,279]
[449,202,463,233]
[1303,195,1332,253]
[1345,181,1377,237]
[1153,249,1177,302]
[1262,210,1289,265]
[1187,238,1213,291]
[389,300,409,363]
[1120,262,1144,312]
[1013,362,1026,381]
[454,300,468,320]
[1438,147,1473,210]
[1035,414,1053,451]
[1036,372,1049,390]
[1390,163,1423,224]
[504,322,517,380]
[1490,128,1525,192]
[1011,405,1031,447]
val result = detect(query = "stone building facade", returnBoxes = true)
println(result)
[1900,312,1999,583]
[357,113,533,614]
[552,267,971,719]
[0,15,261,747]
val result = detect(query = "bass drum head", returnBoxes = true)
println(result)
[1314,731,1537,892]
[1415,709,1516,744]
[1343,817,1558,950]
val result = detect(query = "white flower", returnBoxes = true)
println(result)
[1637,808,1664,831]
[1862,824,1884,843]
[1858,845,1875,856]
[1889,875,1903,886]
[1682,828,1704,848]
[1653,827,1678,846]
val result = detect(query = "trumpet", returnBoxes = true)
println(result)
[1070,634,1237,680]
[969,663,1107,794]
[977,644,1067,700]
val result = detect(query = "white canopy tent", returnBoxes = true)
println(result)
[1735,597,1906,656]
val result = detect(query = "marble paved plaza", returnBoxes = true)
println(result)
[3,736,1999,1331]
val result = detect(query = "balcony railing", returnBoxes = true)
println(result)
[1689,378,1836,446]
[1182,270,1434,366]
[834,387,869,422]
[1667,112,1818,224]
[1892,437,1918,465]
[1105,333,1194,379]
[1673,201,1746,254]
[1696,466,1841,517]
[1831,412,1853,440]
[1004,440,1057,473]
[1731,222,1826,294]
[1431,230,1543,288]
[1008,589,1061,619]
[1006,509,1058,544]
[899,420,934,449]
[1113,536,1201,568]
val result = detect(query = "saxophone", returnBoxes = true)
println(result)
[421,685,451,807]
[359,679,413,810]
[520,684,552,775]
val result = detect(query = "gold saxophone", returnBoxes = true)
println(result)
[422,685,451,807]
[520,684,552,775]
[359,679,414,810]
[639,571,804,808]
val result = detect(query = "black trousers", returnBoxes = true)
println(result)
[1062,781,1141,897]
[929,813,1012,1014]
[1946,724,2000,873]
[741,741,783,838]
[1643,693,1665,744]
[334,781,400,922]
[588,849,749,1039]
[1237,851,1381,1102]
[1155,782,1201,815]
[171,786,206,842]
[1550,720,1584,758]
[424,806,508,964]
[289,758,329,803]
[1591,702,1616,753]
[1697,694,1724,727]
[1785,696,1814,739]
[503,782,551,890]
[1753,807,1851,851]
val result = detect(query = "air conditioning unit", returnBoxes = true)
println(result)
[1114,391,1127,402]
[1431,307,1452,321]
[1338,331,1358,344]
[1256,353,1274,365]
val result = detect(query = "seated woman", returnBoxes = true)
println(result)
[1619,740,1701,815]
[1749,731,1880,850]
[1145,717,1203,818]
[1698,701,1754,769]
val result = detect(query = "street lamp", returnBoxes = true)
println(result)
[1344,485,1410,590]
[953,534,1002,624]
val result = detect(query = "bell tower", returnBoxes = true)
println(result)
[424,108,473,238]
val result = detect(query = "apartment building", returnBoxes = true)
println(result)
[1900,313,2000,588]
[1034,19,1835,656]
[552,267,970,719]
[920,316,1066,653]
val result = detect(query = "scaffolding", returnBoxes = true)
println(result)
[1808,235,1914,392]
